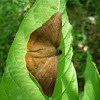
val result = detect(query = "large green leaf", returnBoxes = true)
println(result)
[82,53,100,100]
[0,0,78,100]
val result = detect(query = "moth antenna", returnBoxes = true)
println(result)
[62,53,72,61]
[58,52,79,63]
[58,54,65,62]
[58,54,72,63]
[59,43,73,50]
[59,42,79,50]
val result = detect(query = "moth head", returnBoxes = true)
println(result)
[56,49,62,55]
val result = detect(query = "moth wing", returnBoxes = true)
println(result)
[25,52,58,97]
[42,12,62,48]
[26,12,62,52]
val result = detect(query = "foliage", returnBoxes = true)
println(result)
[0,0,100,99]
[67,0,100,80]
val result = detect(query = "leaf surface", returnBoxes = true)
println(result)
[0,0,78,100]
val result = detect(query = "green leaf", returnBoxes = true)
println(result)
[0,0,78,100]
[82,52,100,100]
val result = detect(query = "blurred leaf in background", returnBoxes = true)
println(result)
[82,52,100,100]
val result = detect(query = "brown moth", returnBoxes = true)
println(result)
[25,12,62,97]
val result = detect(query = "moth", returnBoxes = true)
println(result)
[25,12,62,97]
